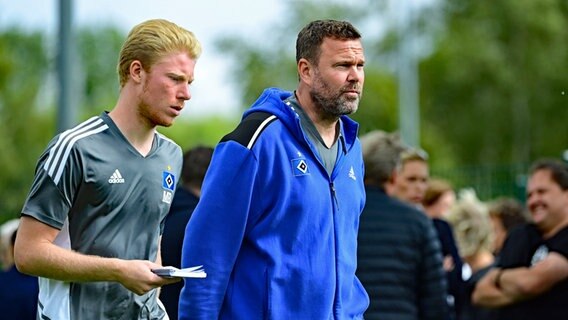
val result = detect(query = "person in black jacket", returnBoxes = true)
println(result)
[391,146,466,320]
[357,130,448,320]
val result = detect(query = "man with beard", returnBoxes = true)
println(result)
[14,19,201,320]
[179,19,368,319]
[472,159,568,319]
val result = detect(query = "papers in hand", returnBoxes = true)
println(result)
[152,265,207,278]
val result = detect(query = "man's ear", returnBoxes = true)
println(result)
[297,58,313,85]
[129,60,144,84]
[385,170,398,196]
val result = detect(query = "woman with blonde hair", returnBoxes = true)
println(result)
[448,189,496,320]
[448,189,494,276]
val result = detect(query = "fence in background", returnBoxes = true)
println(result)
[432,163,529,203]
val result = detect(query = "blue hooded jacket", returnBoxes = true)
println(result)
[179,87,369,319]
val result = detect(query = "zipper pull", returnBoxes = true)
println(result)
[330,182,339,210]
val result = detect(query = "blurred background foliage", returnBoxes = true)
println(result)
[1,0,568,223]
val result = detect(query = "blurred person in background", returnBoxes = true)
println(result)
[472,159,568,319]
[0,220,38,319]
[448,189,496,320]
[487,197,530,257]
[0,218,20,270]
[423,179,464,278]
[460,197,529,320]
[357,130,448,320]
[420,178,465,319]
[393,149,429,205]
[423,178,456,219]
[160,145,213,320]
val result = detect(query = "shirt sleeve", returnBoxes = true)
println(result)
[547,228,568,259]
[21,137,83,229]
[496,224,534,269]
[178,141,259,319]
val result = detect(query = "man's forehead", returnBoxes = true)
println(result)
[531,169,552,180]
[528,169,556,188]
[322,38,363,50]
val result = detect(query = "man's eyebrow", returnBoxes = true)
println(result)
[168,72,193,83]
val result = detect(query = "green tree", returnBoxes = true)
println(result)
[76,26,124,115]
[416,0,568,198]
[420,0,568,166]
[0,28,52,223]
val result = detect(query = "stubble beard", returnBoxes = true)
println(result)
[310,73,361,120]
[138,80,174,128]
[138,101,171,128]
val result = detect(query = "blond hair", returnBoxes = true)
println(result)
[117,19,202,87]
[447,189,492,257]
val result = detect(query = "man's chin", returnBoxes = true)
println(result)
[155,119,175,128]
[342,103,358,115]
[341,97,359,111]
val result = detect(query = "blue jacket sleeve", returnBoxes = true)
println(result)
[178,141,258,319]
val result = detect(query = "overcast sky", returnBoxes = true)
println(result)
[0,0,287,118]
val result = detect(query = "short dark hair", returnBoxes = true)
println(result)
[296,19,361,64]
[488,197,529,232]
[529,158,568,190]
[182,146,214,190]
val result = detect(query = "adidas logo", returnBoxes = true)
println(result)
[108,169,125,184]
[348,166,356,181]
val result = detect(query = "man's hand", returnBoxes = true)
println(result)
[115,259,180,295]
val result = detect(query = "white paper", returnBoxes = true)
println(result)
[152,265,207,278]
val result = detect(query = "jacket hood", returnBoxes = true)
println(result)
[243,87,360,150]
